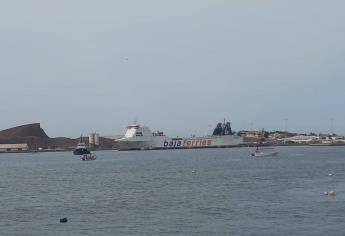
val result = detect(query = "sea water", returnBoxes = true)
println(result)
[1,146,345,235]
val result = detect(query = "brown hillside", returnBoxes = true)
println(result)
[0,123,49,139]
[0,123,49,148]
[0,123,115,150]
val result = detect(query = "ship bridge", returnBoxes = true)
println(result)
[124,124,152,138]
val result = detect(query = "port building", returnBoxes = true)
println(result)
[0,144,29,152]
[89,133,100,147]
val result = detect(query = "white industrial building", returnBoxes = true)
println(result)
[89,133,100,147]
[280,135,320,144]
[0,144,29,152]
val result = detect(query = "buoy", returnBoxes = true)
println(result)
[60,217,68,223]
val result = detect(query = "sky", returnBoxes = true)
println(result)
[0,0,344,137]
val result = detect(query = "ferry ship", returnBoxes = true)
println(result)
[115,121,243,151]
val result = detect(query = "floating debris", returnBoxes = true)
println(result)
[60,217,68,223]
[324,191,336,197]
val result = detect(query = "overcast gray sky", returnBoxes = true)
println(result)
[1,0,344,137]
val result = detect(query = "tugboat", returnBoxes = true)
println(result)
[73,136,91,155]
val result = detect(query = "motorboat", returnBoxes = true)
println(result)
[81,153,96,161]
[251,147,279,157]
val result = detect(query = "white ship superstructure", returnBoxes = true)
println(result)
[116,124,172,150]
[116,121,243,151]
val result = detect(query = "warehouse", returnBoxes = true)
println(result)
[0,144,29,152]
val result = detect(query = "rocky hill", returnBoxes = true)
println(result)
[0,123,49,148]
[0,123,115,150]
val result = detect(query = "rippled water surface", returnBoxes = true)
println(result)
[1,146,345,235]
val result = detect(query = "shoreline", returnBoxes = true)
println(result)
[0,148,115,154]
[1,143,345,154]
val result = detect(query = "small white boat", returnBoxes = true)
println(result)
[251,147,279,157]
[81,153,96,161]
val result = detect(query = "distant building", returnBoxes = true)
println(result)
[239,130,265,145]
[0,144,29,152]
[241,130,265,138]
[89,133,100,147]
[280,135,319,144]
